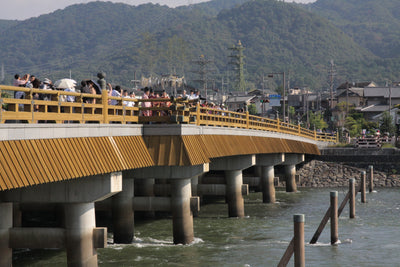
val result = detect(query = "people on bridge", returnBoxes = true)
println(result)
[142,87,152,117]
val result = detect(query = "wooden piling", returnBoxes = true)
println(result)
[349,179,356,219]
[293,214,305,267]
[368,165,374,193]
[361,171,366,203]
[330,191,338,245]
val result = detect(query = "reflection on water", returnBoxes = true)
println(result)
[13,188,400,267]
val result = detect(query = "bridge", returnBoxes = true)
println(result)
[0,85,336,266]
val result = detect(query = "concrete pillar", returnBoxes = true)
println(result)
[64,202,98,267]
[261,166,275,203]
[0,203,12,267]
[112,178,134,244]
[13,203,22,227]
[170,178,194,245]
[284,164,297,192]
[191,176,199,217]
[135,178,155,218]
[191,175,199,197]
[225,170,245,218]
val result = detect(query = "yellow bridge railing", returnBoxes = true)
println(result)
[0,85,337,143]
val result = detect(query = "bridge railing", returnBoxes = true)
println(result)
[0,85,337,142]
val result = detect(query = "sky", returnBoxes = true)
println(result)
[0,0,316,21]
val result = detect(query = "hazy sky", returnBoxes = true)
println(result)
[0,0,316,20]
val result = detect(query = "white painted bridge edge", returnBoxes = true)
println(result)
[0,124,331,148]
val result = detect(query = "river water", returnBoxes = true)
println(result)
[13,188,400,266]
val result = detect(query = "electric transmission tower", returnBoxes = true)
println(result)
[228,40,246,92]
[190,55,214,99]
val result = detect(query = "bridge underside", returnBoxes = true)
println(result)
[0,133,319,191]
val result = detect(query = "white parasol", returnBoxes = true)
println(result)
[54,78,77,89]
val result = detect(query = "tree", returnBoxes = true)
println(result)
[248,104,257,115]
[309,112,328,130]
[379,111,396,135]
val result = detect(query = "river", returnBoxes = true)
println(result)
[13,187,400,266]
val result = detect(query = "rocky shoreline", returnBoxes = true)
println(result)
[295,160,400,187]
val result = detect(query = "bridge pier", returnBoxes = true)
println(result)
[171,178,194,244]
[0,172,122,267]
[135,178,156,218]
[0,203,12,266]
[282,154,305,192]
[65,202,98,266]
[112,175,135,244]
[133,164,208,244]
[225,170,245,217]
[256,153,285,203]
[210,155,255,218]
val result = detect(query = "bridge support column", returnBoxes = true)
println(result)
[171,178,194,244]
[225,170,245,217]
[261,166,276,203]
[135,178,155,218]
[282,154,305,193]
[65,202,98,267]
[284,165,297,192]
[133,164,208,245]
[256,153,284,203]
[112,177,134,244]
[210,155,255,218]
[0,203,12,267]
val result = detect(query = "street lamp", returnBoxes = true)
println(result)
[268,72,286,122]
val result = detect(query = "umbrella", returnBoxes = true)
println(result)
[89,80,102,94]
[54,78,77,89]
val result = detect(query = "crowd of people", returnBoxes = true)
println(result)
[10,72,231,116]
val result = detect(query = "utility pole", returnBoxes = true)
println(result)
[268,72,286,122]
[389,84,392,112]
[131,70,141,90]
[328,60,337,109]
[228,40,246,92]
[346,81,349,114]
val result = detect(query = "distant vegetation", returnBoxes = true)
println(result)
[0,0,399,90]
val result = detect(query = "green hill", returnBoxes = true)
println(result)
[306,0,400,59]
[0,0,397,90]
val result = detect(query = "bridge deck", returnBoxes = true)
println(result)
[0,85,331,191]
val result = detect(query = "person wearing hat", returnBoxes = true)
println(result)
[39,78,53,101]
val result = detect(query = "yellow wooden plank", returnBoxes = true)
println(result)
[0,143,23,188]
[47,138,72,180]
[14,141,41,185]
[2,141,29,187]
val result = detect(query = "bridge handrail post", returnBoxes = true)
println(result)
[102,89,109,124]
[196,102,201,126]
[314,130,317,140]
[246,111,250,129]
[277,118,280,132]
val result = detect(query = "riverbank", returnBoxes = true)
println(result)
[296,160,400,187]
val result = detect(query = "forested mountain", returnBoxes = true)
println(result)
[306,0,400,59]
[0,19,18,33]
[0,0,398,90]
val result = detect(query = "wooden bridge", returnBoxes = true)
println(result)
[0,85,336,266]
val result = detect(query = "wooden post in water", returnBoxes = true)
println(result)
[349,178,356,219]
[361,171,366,203]
[330,191,338,245]
[368,165,374,192]
[293,214,305,267]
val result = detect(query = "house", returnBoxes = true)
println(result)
[358,86,400,120]
[225,95,257,112]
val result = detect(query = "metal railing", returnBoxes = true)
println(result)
[0,85,337,142]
